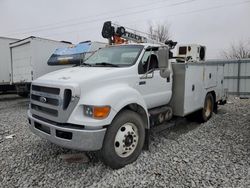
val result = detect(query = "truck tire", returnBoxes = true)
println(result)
[200,93,214,122]
[100,110,145,169]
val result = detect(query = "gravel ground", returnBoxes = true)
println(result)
[0,94,249,188]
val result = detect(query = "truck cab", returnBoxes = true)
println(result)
[28,43,174,167]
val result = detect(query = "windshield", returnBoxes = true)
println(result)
[84,45,143,67]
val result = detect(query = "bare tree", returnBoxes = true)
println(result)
[221,40,250,59]
[148,22,171,43]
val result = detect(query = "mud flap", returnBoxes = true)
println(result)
[143,128,150,150]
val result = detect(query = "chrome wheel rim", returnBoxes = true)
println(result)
[114,122,139,158]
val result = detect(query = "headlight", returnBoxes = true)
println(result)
[83,105,111,119]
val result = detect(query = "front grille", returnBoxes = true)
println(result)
[30,84,78,123]
[32,85,60,95]
[31,94,59,106]
[31,104,58,117]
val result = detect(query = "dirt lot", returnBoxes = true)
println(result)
[0,94,249,187]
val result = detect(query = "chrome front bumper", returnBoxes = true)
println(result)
[28,110,106,151]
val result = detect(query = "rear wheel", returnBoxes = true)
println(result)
[100,110,145,169]
[200,93,214,122]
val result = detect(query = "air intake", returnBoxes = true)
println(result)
[63,89,72,110]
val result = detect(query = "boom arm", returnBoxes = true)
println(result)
[102,21,162,45]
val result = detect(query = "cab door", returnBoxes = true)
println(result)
[135,48,172,109]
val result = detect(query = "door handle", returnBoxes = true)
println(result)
[139,81,146,85]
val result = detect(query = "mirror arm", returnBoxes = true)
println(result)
[140,69,155,79]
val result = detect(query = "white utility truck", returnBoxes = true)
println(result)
[28,22,227,169]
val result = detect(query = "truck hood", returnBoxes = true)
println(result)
[34,66,128,84]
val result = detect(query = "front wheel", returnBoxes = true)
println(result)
[100,110,145,169]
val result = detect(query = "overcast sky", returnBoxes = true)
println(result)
[0,0,249,58]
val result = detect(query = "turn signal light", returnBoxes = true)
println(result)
[93,106,110,119]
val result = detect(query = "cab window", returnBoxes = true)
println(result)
[138,48,159,74]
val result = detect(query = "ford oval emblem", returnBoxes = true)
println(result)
[39,96,47,103]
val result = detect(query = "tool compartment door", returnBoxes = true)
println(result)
[11,42,32,83]
[204,65,217,88]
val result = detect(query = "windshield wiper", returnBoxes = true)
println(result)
[80,62,92,67]
[94,62,119,67]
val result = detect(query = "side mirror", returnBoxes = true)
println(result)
[158,47,171,78]
[158,47,169,69]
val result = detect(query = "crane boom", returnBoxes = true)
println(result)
[101,21,163,45]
